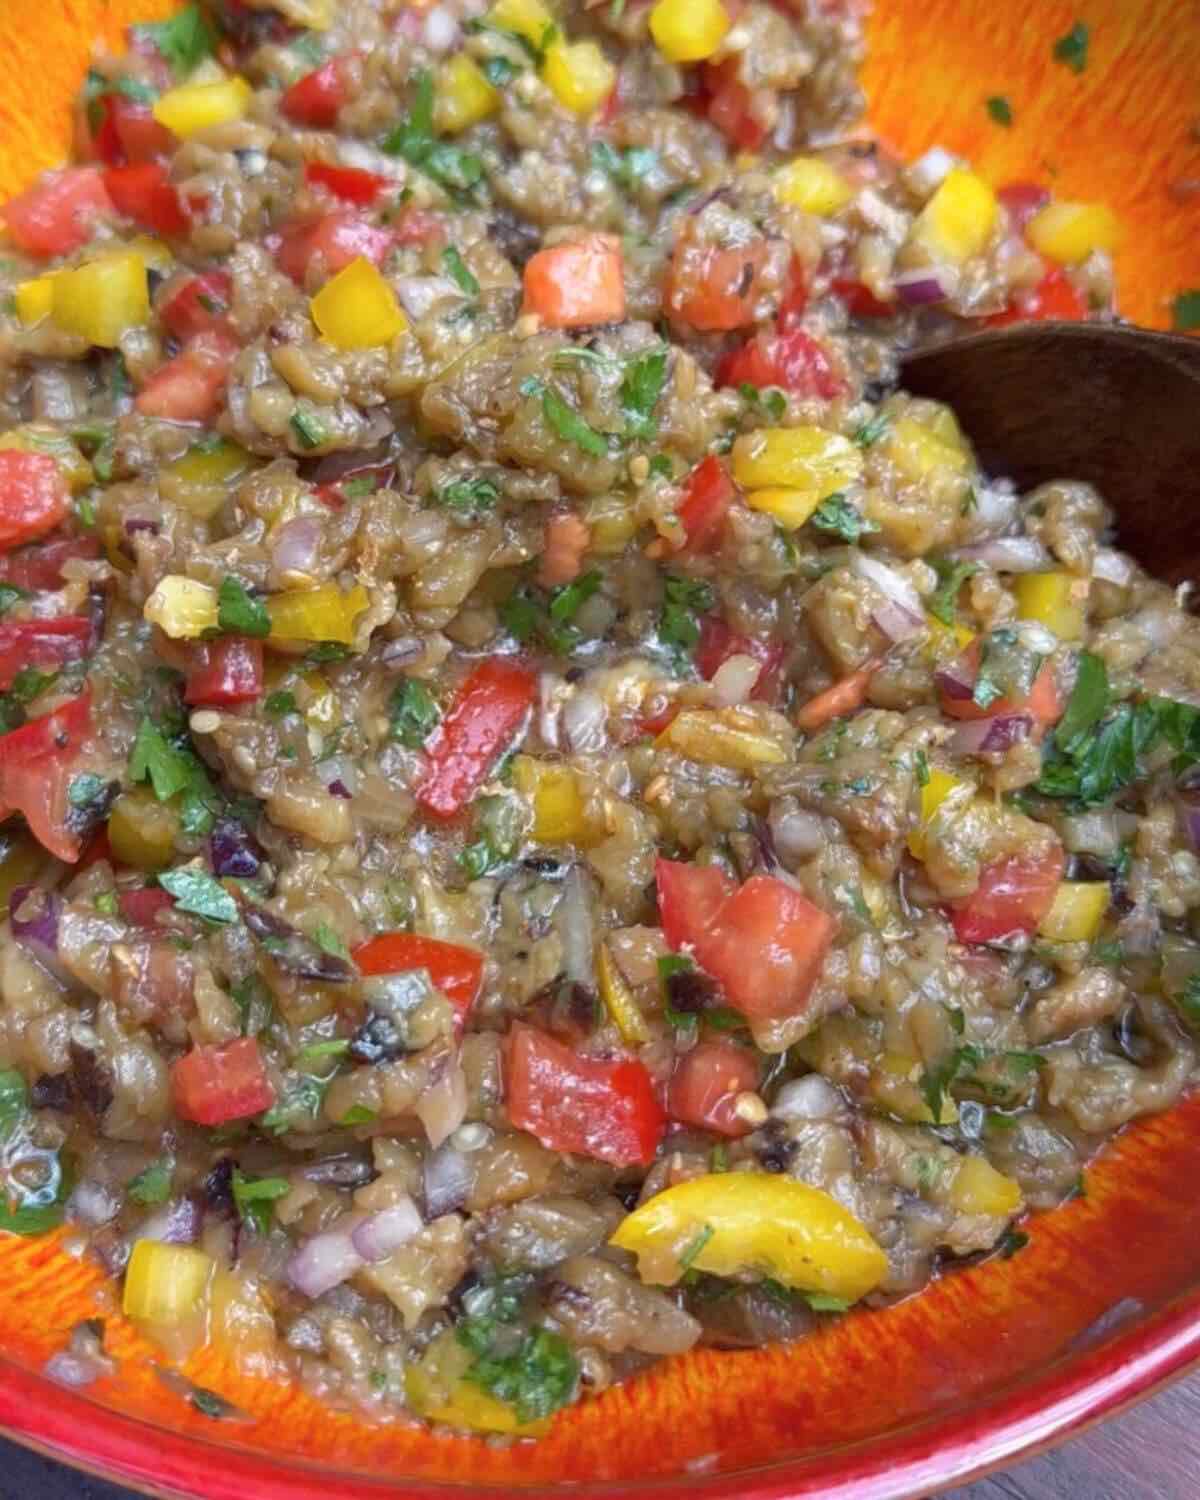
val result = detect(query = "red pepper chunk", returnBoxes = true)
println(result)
[119,887,176,927]
[505,1023,665,1168]
[667,235,771,332]
[655,857,735,951]
[0,688,93,863]
[0,453,71,551]
[1,167,112,258]
[695,616,784,702]
[717,327,844,400]
[305,162,391,205]
[0,535,100,591]
[951,843,1065,945]
[0,617,91,692]
[183,637,264,707]
[160,272,234,340]
[281,58,350,127]
[172,1038,275,1126]
[677,455,735,553]
[669,1039,760,1137]
[352,932,483,1030]
[416,658,536,819]
[103,163,190,237]
[986,267,1088,327]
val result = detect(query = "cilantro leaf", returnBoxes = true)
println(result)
[927,557,979,627]
[232,1169,290,1235]
[0,584,29,616]
[548,569,602,623]
[382,71,484,195]
[1055,651,1109,754]
[459,792,522,877]
[659,573,715,662]
[1052,20,1090,74]
[388,678,440,749]
[129,718,191,801]
[678,1223,714,1270]
[523,379,609,457]
[1172,290,1200,333]
[128,1160,173,1205]
[458,1319,578,1424]
[810,494,878,544]
[232,975,275,1037]
[157,866,238,924]
[620,347,668,442]
[986,95,1014,126]
[804,1291,852,1313]
[435,474,500,516]
[131,3,215,79]
[312,922,348,960]
[920,1043,986,1122]
[217,577,270,639]
[738,383,787,422]
[590,140,658,192]
[264,690,297,717]
[1036,700,1159,806]
[499,586,539,644]
[259,1072,330,1134]
[441,246,480,297]
[0,1071,26,1140]
[853,412,890,447]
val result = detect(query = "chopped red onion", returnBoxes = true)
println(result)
[934,661,976,703]
[316,756,359,798]
[556,864,596,989]
[9,886,62,966]
[209,817,263,878]
[561,687,608,752]
[1092,548,1134,587]
[952,537,1052,573]
[349,1198,422,1263]
[423,1144,472,1218]
[271,516,324,579]
[124,516,160,538]
[849,552,924,623]
[287,1222,365,1299]
[949,713,1033,755]
[139,1194,202,1246]
[895,268,953,306]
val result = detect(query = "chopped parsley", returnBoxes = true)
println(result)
[997,1227,1030,1258]
[548,569,602,624]
[340,1105,378,1126]
[986,95,1014,127]
[678,1223,715,1271]
[232,975,275,1038]
[388,678,440,749]
[1171,290,1200,333]
[659,573,715,663]
[217,576,270,639]
[1055,650,1109,754]
[441,245,480,297]
[914,749,931,788]
[459,792,522,878]
[128,1160,173,1206]
[127,717,220,834]
[522,378,609,458]
[927,557,979,627]
[590,140,659,192]
[312,923,349,960]
[435,473,500,516]
[804,1291,852,1313]
[620,347,669,441]
[382,70,484,195]
[481,55,518,87]
[1174,970,1200,1029]
[810,494,878,544]
[231,1169,290,1235]
[457,1287,578,1424]
[157,866,238,924]
[264,690,297,717]
[259,1072,330,1134]
[290,408,328,450]
[0,584,29,617]
[738,383,787,423]
[1052,20,1090,74]
[131,3,215,79]
[853,412,890,447]
[648,453,674,479]
[0,669,66,727]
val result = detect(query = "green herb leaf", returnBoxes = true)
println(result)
[648,453,674,480]
[739,383,787,423]
[217,576,270,639]
[620,347,669,441]
[853,412,890,447]
[189,1386,237,1420]
[659,573,715,663]
[1036,698,1161,807]
[0,584,29,617]
[312,922,349,960]
[388,678,440,749]
[920,1043,986,1122]
[157,866,238,924]
[548,569,602,624]
[128,1160,173,1205]
[382,71,484,194]
[927,557,979,627]
[131,2,214,79]
[441,246,480,297]
[259,1072,330,1134]
[590,140,658,192]
[1052,20,1089,73]
[458,1319,578,1425]
[481,55,518,87]
[129,718,191,801]
[678,1223,714,1271]
[524,379,609,457]
[997,1227,1030,1258]
[810,494,878,544]
[232,975,275,1038]
[499,586,539,644]
[986,95,1014,126]
[914,749,930,788]
[435,474,500,516]
[68,772,110,811]
[232,1168,290,1235]
[804,1291,852,1313]
[1055,650,1109,754]
[290,408,327,450]
[264,690,297,718]
[0,1071,27,1140]
[1171,290,1200,333]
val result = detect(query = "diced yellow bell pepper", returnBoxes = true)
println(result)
[1038,881,1109,943]
[887,414,970,484]
[655,708,789,772]
[0,426,92,494]
[873,1052,959,1126]
[907,766,972,860]
[597,939,650,1045]
[126,235,175,274]
[732,427,863,499]
[160,440,253,521]
[1026,201,1119,266]
[266,582,369,645]
[1013,570,1086,641]
[488,0,556,48]
[948,1156,1023,1218]
[14,274,59,326]
[773,156,854,217]
[108,789,180,872]
[405,1329,551,1435]
[51,253,150,349]
[542,40,616,116]
[144,576,220,639]
[123,1240,214,1325]
[434,56,500,134]
[610,1172,887,1302]
[512,755,603,845]
[744,486,822,531]
[909,168,997,265]
[585,493,638,554]
[923,611,975,664]
[648,0,730,62]
[153,77,252,138]
[310,257,407,351]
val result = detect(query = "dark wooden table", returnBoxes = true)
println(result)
[0,1370,1197,1499]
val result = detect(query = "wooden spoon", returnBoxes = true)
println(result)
[901,322,1200,584]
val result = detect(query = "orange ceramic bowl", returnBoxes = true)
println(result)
[0,3,1199,1498]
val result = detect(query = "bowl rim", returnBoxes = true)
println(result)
[0,1282,1198,1500]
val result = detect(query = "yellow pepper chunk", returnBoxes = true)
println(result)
[1039,881,1109,943]
[435,56,500,134]
[774,156,854,217]
[887,414,970,484]
[585,493,638,554]
[51,252,150,348]
[123,1240,214,1325]
[744,486,822,531]
[488,0,556,48]
[610,1172,887,1302]
[655,708,788,772]
[1026,201,1119,265]
[160,439,253,521]
[14,274,58,326]
[405,1329,551,1435]
[512,755,603,845]
[909,168,997,265]
[542,39,616,116]
[144,576,220,639]
[266,582,369,645]
[153,77,253,138]
[310,257,407,351]
[732,427,863,499]
[126,235,175,274]
[0,426,92,494]
[948,1156,1024,1218]
[649,0,730,62]
[597,939,650,1045]
[907,766,972,860]
[1013,570,1086,641]
[923,611,975,664]
[108,789,180,872]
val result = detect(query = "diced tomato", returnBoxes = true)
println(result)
[938,641,1063,730]
[159,272,234,340]
[655,857,735,952]
[1,167,112,258]
[352,931,483,1030]
[110,98,175,164]
[119,887,176,926]
[950,842,1065,945]
[504,1022,665,1168]
[0,617,92,692]
[0,534,100,591]
[667,234,770,332]
[997,181,1051,234]
[717,327,844,399]
[172,1037,275,1126]
[0,453,71,552]
[392,207,446,247]
[305,162,391,205]
[183,636,263,707]
[695,616,784,702]
[832,276,895,319]
[275,212,394,283]
[677,455,735,553]
[135,329,239,423]
[986,267,1088,328]
[796,660,879,733]
[704,59,767,150]
[281,58,351,127]
[0,688,92,863]
[416,658,537,820]
[103,163,189,237]
[522,234,626,329]
[668,1039,760,1137]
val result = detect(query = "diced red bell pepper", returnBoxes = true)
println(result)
[305,162,391,205]
[159,272,234,340]
[0,453,71,552]
[717,326,844,399]
[655,857,735,952]
[416,658,536,820]
[84,95,125,167]
[677,455,735,552]
[0,534,100,591]
[281,57,351,127]
[0,686,91,765]
[667,234,771,332]
[950,843,1065,945]
[119,886,176,926]
[668,1038,760,1137]
[275,212,395,283]
[183,636,264,707]
[1,167,112,258]
[0,617,92,692]
[103,163,189,237]
[111,98,175,163]
[997,181,1051,234]
[832,276,895,318]
[504,1022,665,1168]
[0,688,92,863]
[695,616,784,702]
[135,329,239,423]
[352,931,483,1030]
[172,1037,275,1126]
[986,267,1088,327]
[703,59,767,150]
[938,641,1063,730]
